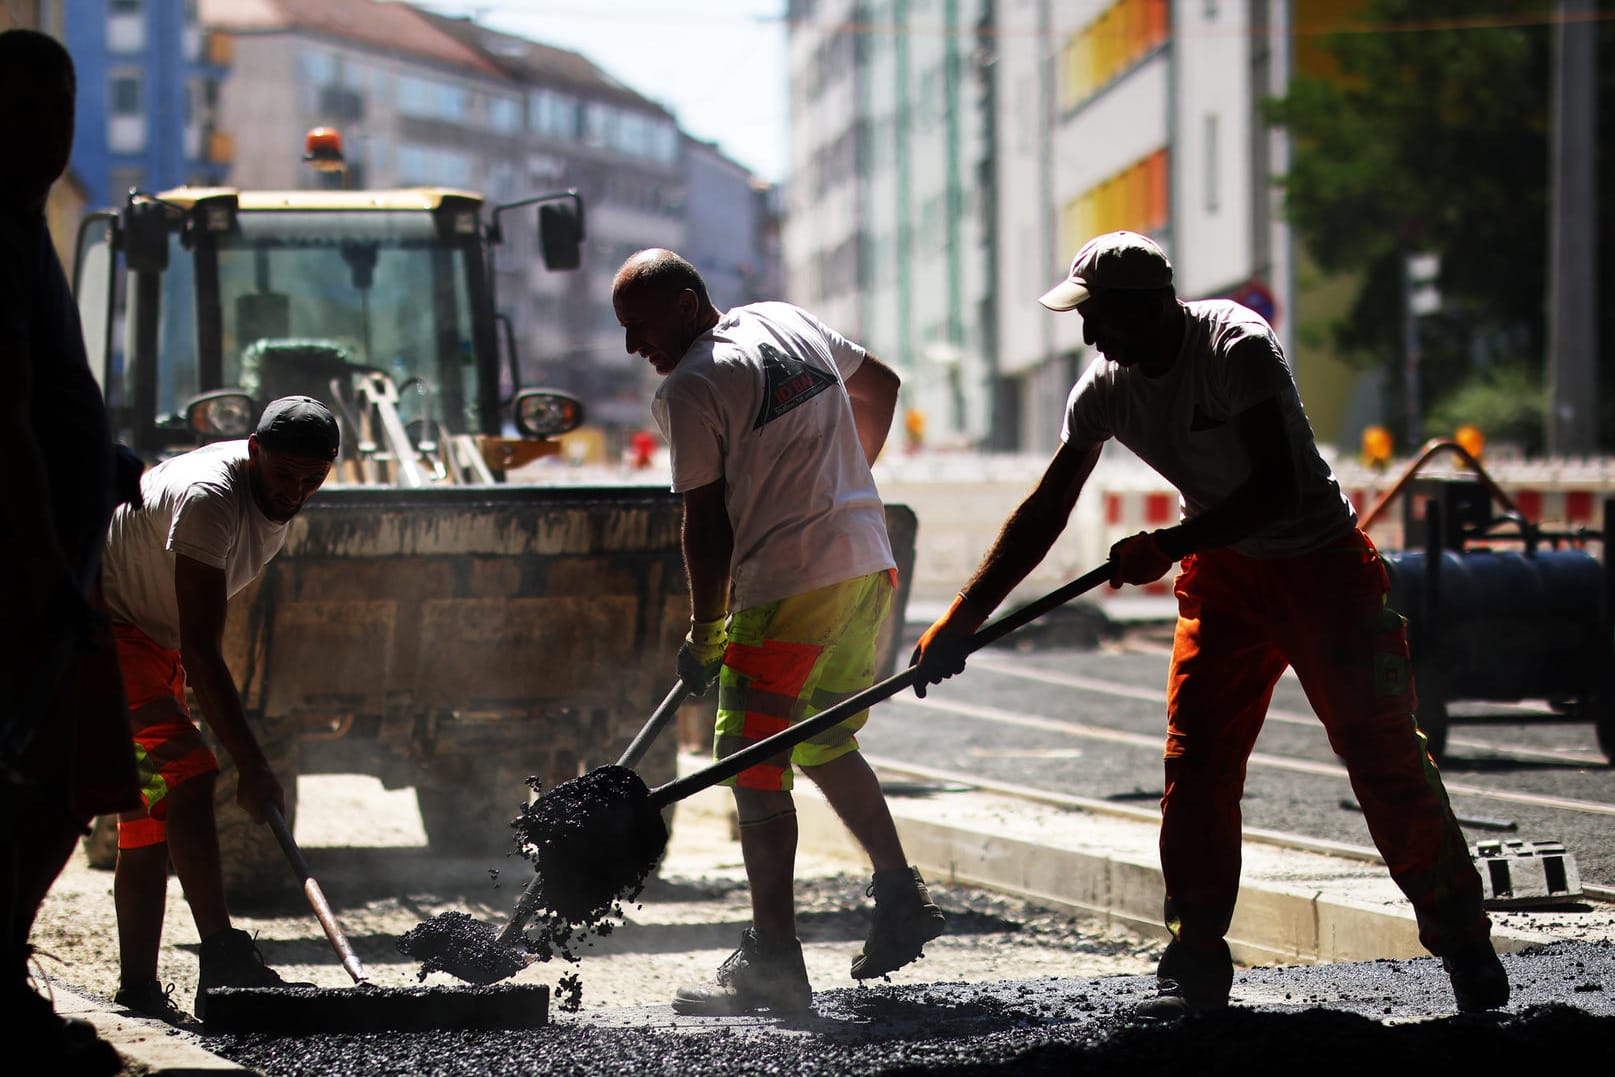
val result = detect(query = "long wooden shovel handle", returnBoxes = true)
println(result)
[266,803,371,986]
[648,560,1117,810]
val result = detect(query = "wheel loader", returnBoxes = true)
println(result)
[71,132,916,894]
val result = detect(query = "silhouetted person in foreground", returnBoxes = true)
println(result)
[0,28,142,1075]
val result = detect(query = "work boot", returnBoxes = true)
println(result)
[1443,940,1509,1012]
[1132,938,1234,1022]
[672,928,813,1016]
[194,927,309,1020]
[115,978,199,1027]
[851,866,946,980]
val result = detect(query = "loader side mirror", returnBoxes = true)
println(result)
[513,389,584,439]
[538,197,584,271]
[185,390,258,442]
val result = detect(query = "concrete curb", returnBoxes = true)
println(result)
[669,752,1575,970]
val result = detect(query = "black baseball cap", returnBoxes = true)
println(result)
[254,396,340,460]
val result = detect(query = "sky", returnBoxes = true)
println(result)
[417,1,791,184]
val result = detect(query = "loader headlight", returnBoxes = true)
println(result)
[513,389,584,439]
[186,390,257,441]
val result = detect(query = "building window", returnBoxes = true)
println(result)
[1060,147,1169,255]
[1203,113,1219,213]
[108,0,147,53]
[398,75,467,122]
[490,95,522,134]
[1059,0,1169,112]
[110,74,142,115]
[529,87,579,140]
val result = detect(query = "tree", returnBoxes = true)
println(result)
[1267,1,1594,450]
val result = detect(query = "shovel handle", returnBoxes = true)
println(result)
[266,803,371,986]
[617,680,692,769]
[647,560,1116,809]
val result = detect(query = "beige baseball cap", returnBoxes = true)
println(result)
[1038,230,1174,311]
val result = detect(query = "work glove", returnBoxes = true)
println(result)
[1108,531,1176,589]
[677,616,727,696]
[908,592,987,699]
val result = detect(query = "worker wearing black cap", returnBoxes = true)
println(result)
[99,396,339,1024]
[912,231,1506,1020]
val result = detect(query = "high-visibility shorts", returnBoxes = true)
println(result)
[712,569,895,792]
[113,623,219,849]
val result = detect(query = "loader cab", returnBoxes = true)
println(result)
[73,176,587,483]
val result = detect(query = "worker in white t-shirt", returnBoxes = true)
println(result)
[101,396,338,1023]
[910,230,1506,1020]
[611,248,943,1016]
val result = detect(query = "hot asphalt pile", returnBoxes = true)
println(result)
[209,940,1614,1076]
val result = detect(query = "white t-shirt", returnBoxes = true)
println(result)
[1063,299,1356,558]
[102,441,290,648]
[652,301,895,609]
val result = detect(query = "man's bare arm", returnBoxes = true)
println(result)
[680,479,734,623]
[844,352,901,467]
[175,553,282,823]
[959,438,1102,617]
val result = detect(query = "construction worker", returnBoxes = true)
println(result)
[910,231,1507,1019]
[612,248,943,1015]
[101,397,338,1023]
[1,28,142,1074]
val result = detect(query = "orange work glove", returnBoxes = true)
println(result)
[1108,531,1176,589]
[909,592,988,698]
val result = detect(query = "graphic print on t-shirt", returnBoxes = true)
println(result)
[753,341,838,430]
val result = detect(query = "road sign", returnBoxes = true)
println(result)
[1230,278,1278,327]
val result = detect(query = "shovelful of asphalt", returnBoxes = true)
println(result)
[517,764,671,923]
[396,765,669,1006]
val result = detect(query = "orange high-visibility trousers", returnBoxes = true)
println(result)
[1159,528,1489,957]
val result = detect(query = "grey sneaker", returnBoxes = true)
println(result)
[672,929,813,1016]
[195,928,309,1020]
[850,866,946,980]
[1443,940,1509,1012]
[1132,938,1234,1022]
[114,979,198,1027]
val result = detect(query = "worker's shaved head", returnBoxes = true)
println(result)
[612,248,711,308]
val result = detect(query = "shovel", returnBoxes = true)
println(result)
[515,561,1118,939]
[398,679,693,983]
[201,802,552,1033]
[265,801,372,986]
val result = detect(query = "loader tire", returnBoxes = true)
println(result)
[207,718,300,907]
[416,758,533,858]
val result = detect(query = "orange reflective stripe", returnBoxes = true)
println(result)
[117,814,167,849]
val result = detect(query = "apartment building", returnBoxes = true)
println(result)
[684,135,777,309]
[786,0,1000,450]
[787,0,1297,452]
[196,0,778,438]
[64,0,230,212]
